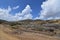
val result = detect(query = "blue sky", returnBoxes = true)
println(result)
[0,0,60,21]
[0,0,45,18]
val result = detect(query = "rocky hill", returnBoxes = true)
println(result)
[0,19,60,40]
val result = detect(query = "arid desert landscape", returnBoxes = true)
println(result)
[0,19,60,40]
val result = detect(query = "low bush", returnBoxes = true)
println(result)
[11,26,18,29]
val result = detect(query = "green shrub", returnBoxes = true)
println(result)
[33,27,45,31]
[11,26,18,29]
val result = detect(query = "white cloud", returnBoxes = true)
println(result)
[13,6,19,9]
[0,5,33,21]
[14,5,33,20]
[36,0,60,20]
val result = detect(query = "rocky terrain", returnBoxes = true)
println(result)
[0,19,60,40]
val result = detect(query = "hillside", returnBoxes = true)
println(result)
[0,19,60,40]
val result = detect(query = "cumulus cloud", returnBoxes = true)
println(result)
[15,5,33,20]
[0,5,33,21]
[36,0,60,20]
[13,6,19,9]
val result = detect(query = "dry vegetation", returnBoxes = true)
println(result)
[0,19,60,40]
